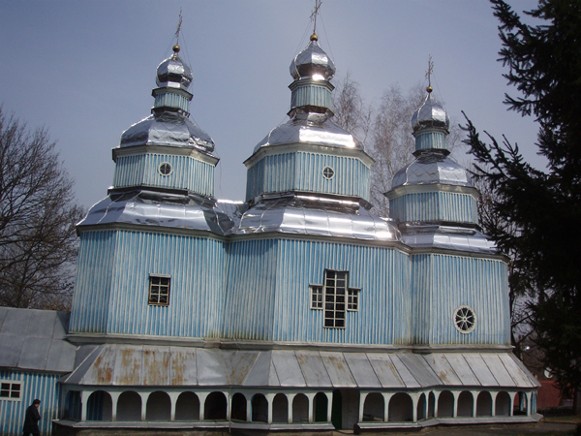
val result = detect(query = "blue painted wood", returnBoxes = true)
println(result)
[0,370,61,436]
[113,153,215,196]
[391,191,478,224]
[246,152,370,201]
[410,253,511,345]
[70,230,225,338]
[223,238,411,345]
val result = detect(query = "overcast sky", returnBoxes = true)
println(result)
[0,0,541,208]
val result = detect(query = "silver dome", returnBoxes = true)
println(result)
[119,111,215,153]
[392,152,472,189]
[411,91,449,133]
[289,33,336,81]
[254,114,361,152]
[78,191,234,236]
[156,45,192,90]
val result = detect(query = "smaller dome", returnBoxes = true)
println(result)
[411,89,449,133]
[156,44,193,90]
[289,33,336,81]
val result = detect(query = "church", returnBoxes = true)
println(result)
[0,20,539,435]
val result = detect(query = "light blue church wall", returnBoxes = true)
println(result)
[411,253,511,346]
[70,231,116,333]
[222,239,279,341]
[70,229,225,339]
[224,237,411,345]
[113,153,215,196]
[0,370,61,436]
[390,191,478,224]
[246,152,370,201]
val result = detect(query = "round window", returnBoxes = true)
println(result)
[453,305,476,333]
[159,162,172,176]
[322,166,335,179]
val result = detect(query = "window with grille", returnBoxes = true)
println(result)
[0,381,21,401]
[148,275,171,306]
[310,270,360,328]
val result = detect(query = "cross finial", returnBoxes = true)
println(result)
[310,0,322,36]
[425,55,434,93]
[175,8,183,44]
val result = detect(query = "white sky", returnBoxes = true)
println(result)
[0,0,541,208]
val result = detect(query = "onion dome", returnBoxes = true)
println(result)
[290,33,336,81]
[411,87,450,134]
[156,44,192,90]
[118,45,215,153]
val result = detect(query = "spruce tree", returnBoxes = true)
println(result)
[463,0,581,399]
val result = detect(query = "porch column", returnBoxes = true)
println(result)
[109,391,121,421]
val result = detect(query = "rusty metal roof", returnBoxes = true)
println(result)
[0,307,76,373]
[62,344,539,389]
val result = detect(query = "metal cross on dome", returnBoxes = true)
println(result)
[310,0,322,35]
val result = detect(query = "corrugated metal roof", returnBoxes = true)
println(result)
[0,307,76,373]
[62,344,539,390]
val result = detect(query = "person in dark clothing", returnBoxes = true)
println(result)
[22,399,41,436]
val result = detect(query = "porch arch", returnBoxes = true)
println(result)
[272,393,288,423]
[363,392,384,421]
[175,392,199,420]
[205,391,227,420]
[86,390,112,421]
[457,391,473,417]
[117,391,141,421]
[495,391,511,417]
[146,391,171,421]
[252,393,268,423]
[476,391,493,416]
[388,392,413,422]
[437,390,454,417]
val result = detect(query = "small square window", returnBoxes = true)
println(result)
[148,275,171,306]
[0,381,21,401]
[347,288,360,311]
[310,285,323,309]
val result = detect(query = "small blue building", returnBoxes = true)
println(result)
[1,30,539,434]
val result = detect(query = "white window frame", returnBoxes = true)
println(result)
[148,274,171,306]
[0,380,22,401]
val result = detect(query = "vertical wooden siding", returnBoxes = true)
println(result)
[223,238,411,345]
[411,253,510,345]
[71,230,225,338]
[246,152,370,201]
[113,153,214,196]
[0,370,61,436]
